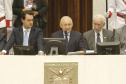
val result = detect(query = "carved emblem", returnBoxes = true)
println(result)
[49,67,73,84]
[44,62,78,84]
[49,67,73,77]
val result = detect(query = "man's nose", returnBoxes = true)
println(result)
[95,25,99,28]
[66,25,69,28]
[30,21,33,23]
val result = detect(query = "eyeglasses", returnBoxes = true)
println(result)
[63,23,72,27]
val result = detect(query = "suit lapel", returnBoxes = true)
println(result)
[68,30,74,46]
[29,27,35,45]
[90,30,95,50]
[19,27,23,44]
[58,30,64,38]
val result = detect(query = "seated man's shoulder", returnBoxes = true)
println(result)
[83,29,93,36]
[72,30,81,35]
[35,27,43,31]
[103,29,113,36]
[13,26,22,31]
[116,25,126,33]
[52,30,62,35]
[103,29,113,33]
[51,30,62,38]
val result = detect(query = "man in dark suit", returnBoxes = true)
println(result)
[0,10,44,55]
[51,16,86,55]
[0,33,6,51]
[83,14,113,51]
[12,0,48,37]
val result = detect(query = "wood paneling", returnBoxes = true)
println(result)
[46,0,92,37]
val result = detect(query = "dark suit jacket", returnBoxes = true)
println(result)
[3,26,44,53]
[83,29,114,50]
[0,33,6,51]
[51,30,86,52]
[12,0,48,27]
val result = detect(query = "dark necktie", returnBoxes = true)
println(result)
[97,33,101,42]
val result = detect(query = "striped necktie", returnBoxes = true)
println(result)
[97,33,101,42]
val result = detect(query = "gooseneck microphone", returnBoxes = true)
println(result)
[65,30,67,35]
[65,30,68,47]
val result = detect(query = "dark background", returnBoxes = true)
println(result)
[46,0,93,37]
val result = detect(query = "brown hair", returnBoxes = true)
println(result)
[21,10,34,20]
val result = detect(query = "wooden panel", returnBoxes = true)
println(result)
[80,0,93,33]
[46,0,92,37]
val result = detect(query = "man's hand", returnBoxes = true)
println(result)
[77,51,85,55]
[38,52,44,56]
[0,52,5,55]
[22,8,30,11]
[33,11,38,17]
[104,11,112,18]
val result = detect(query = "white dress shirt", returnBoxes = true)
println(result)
[63,32,70,42]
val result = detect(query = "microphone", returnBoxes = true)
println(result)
[64,30,67,35]
[64,30,68,46]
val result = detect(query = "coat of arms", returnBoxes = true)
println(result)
[44,62,78,84]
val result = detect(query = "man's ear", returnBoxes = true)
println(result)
[102,23,105,27]
[59,23,62,29]
[21,18,23,23]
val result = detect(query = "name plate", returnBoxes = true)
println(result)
[44,62,78,84]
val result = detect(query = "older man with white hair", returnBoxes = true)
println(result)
[51,16,86,55]
[83,14,114,51]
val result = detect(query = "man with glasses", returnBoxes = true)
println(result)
[83,14,114,51]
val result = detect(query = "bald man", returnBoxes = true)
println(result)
[51,16,86,55]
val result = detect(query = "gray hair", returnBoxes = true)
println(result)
[93,14,106,25]
[60,16,73,24]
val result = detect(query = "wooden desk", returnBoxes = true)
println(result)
[0,55,126,84]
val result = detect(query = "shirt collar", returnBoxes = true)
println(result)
[63,31,70,36]
[95,29,103,37]
[23,26,31,32]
